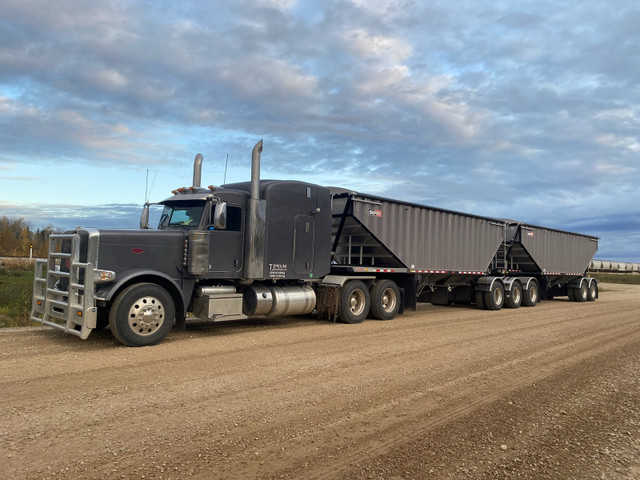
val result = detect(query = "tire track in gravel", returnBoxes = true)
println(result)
[290,323,640,480]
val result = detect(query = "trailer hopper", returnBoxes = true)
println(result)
[330,190,505,274]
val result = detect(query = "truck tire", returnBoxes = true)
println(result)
[475,291,486,309]
[567,287,576,301]
[338,280,371,324]
[587,281,598,301]
[522,281,539,307]
[574,281,588,302]
[483,282,504,310]
[95,308,109,331]
[370,280,400,320]
[109,283,175,346]
[504,282,522,309]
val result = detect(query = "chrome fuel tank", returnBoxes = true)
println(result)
[243,284,316,317]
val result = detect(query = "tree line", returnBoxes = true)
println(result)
[0,217,62,258]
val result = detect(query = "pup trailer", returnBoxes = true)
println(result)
[31,141,599,346]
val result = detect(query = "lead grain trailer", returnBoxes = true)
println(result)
[31,141,599,346]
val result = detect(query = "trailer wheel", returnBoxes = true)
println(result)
[475,291,486,309]
[567,287,576,301]
[338,280,371,324]
[370,280,400,320]
[574,281,588,302]
[522,282,539,307]
[505,282,522,309]
[587,281,598,302]
[109,283,175,346]
[484,282,504,310]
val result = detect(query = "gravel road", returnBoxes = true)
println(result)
[1,283,639,479]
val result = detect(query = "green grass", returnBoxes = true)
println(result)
[0,267,35,327]
[591,273,640,286]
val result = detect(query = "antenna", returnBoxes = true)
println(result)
[144,169,158,203]
[148,171,157,201]
[223,153,229,184]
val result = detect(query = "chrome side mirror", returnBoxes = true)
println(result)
[213,202,227,230]
[140,203,150,229]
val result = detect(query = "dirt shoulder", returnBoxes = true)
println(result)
[1,283,639,479]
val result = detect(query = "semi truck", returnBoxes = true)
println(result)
[31,141,599,346]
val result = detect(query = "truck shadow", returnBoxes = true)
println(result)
[178,315,336,338]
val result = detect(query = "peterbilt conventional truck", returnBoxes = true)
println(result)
[31,141,599,346]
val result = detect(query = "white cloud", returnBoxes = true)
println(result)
[254,0,297,10]
[218,56,318,101]
[1,0,639,260]
[344,29,412,64]
[595,134,640,153]
[92,68,129,90]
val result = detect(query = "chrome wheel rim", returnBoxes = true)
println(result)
[493,287,503,306]
[349,290,366,316]
[381,288,397,312]
[128,296,165,336]
[512,287,521,304]
[529,285,538,303]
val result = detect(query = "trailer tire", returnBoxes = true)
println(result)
[370,280,400,320]
[475,291,486,309]
[505,282,522,309]
[338,280,371,324]
[568,287,576,301]
[484,282,504,310]
[109,283,175,346]
[574,281,588,302]
[587,281,598,302]
[522,282,539,307]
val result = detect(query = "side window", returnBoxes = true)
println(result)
[227,206,242,231]
[212,205,242,231]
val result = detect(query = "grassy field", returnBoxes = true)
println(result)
[0,265,35,327]
[0,262,638,328]
[591,273,640,285]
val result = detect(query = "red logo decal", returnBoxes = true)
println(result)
[131,248,144,254]
[527,231,534,237]
[369,209,382,217]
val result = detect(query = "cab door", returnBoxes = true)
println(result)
[209,205,244,276]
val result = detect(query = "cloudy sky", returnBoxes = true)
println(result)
[1,0,638,261]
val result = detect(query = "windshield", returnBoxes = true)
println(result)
[158,201,205,229]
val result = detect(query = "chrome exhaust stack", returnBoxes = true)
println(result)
[193,153,203,187]
[245,140,266,280]
[251,140,262,202]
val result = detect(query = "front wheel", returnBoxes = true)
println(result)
[370,280,400,320]
[109,283,175,346]
[94,308,109,331]
[338,280,371,324]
